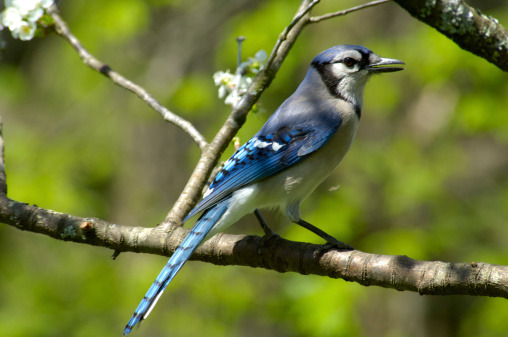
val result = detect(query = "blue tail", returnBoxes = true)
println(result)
[123,200,230,335]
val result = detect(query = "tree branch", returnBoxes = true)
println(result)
[309,0,391,23]
[392,0,508,72]
[2,194,507,298]
[46,5,209,151]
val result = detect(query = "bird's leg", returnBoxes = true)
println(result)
[296,219,354,251]
[254,209,280,254]
[254,209,275,236]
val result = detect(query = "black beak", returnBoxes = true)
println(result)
[368,57,405,73]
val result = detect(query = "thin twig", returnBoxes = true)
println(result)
[265,0,320,70]
[309,0,391,23]
[46,5,208,151]
[288,0,321,32]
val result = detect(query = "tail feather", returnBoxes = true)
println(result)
[123,200,230,336]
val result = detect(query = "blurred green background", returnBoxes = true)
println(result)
[1,0,507,336]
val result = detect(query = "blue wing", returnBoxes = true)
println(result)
[184,121,341,222]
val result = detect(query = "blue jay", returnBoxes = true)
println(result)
[123,44,403,335]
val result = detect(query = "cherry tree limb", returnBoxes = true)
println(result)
[1,191,507,299]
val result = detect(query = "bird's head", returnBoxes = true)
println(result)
[310,44,404,112]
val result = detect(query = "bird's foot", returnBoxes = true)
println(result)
[258,231,281,255]
[314,239,354,258]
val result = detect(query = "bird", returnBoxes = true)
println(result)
[123,44,404,335]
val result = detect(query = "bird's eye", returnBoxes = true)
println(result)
[343,57,356,67]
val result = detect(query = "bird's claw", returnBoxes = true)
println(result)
[314,240,354,258]
[258,231,281,254]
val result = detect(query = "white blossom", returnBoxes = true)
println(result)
[1,6,23,30]
[213,70,235,100]
[11,0,40,16]
[0,0,54,40]
[15,19,36,40]
[26,6,43,22]
[213,49,266,108]
[239,49,267,74]
[213,70,234,87]
[224,89,240,106]
[40,0,53,8]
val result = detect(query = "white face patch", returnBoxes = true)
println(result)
[336,70,369,107]
[328,55,371,109]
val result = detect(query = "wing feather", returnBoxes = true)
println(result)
[184,122,341,222]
